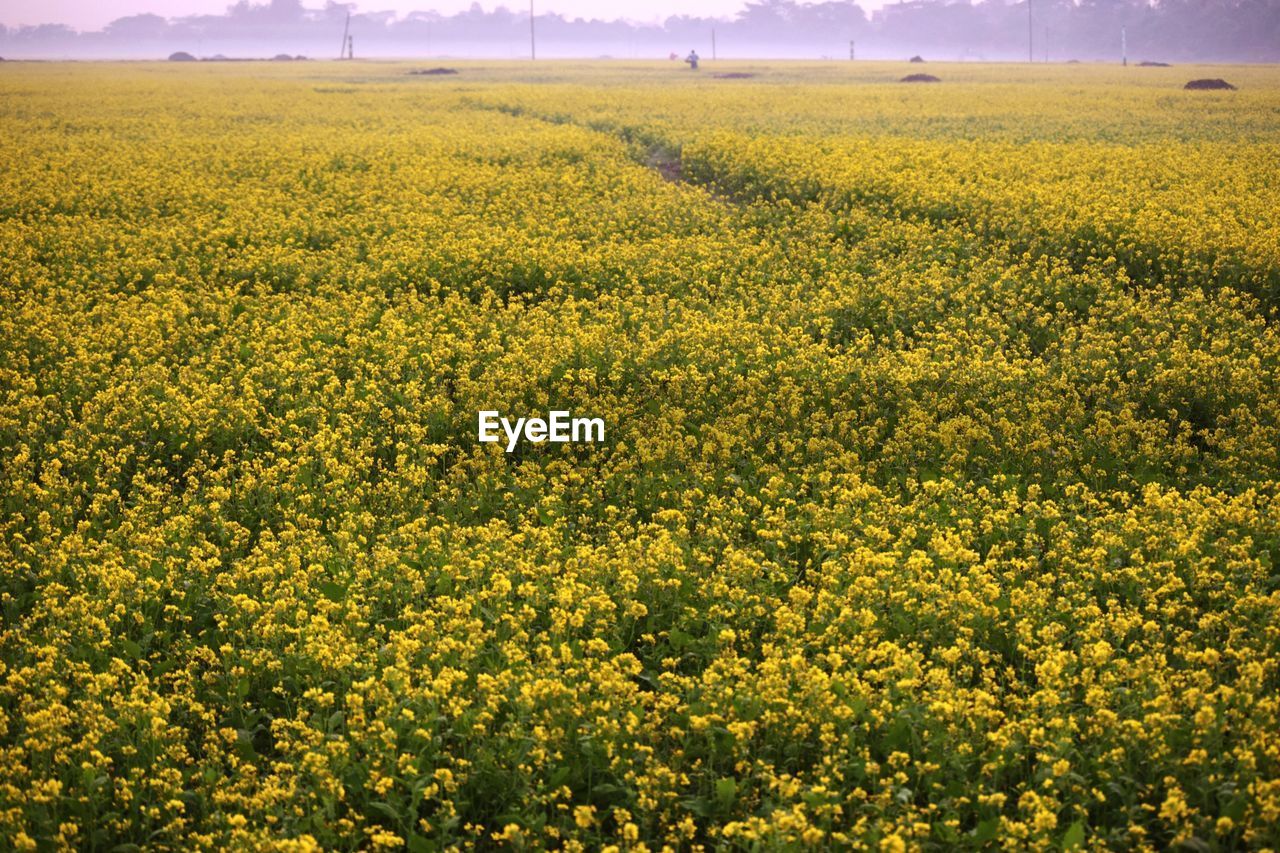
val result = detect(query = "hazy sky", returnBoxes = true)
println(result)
[2,0,818,30]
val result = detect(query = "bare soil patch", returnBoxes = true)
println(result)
[645,147,683,183]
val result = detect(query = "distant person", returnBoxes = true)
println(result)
[685,50,699,70]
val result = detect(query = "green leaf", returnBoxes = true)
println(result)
[934,820,959,843]
[715,777,736,810]
[235,729,257,760]
[1062,820,1085,850]
[681,797,711,818]
[406,834,437,853]
[885,715,912,751]
[319,580,346,602]
[369,801,401,823]
[590,783,628,805]
[121,638,142,658]
[972,818,999,843]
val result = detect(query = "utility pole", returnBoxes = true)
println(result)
[1027,0,1033,63]
[340,12,349,60]
[849,40,855,60]
[530,0,536,60]
[1121,25,1127,66]
[348,35,354,60]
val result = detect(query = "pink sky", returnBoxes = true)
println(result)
[1,0,852,30]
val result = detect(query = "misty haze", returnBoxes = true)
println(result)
[1,0,1277,62]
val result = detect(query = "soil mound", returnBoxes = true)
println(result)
[1184,78,1236,90]
[901,73,941,83]
[168,51,196,62]
[1138,61,1171,67]
[410,67,459,75]
[909,55,925,63]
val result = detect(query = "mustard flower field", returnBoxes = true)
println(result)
[2,60,1279,850]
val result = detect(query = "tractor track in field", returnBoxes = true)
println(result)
[467,98,1279,317]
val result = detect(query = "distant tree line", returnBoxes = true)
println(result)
[1,0,1276,62]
